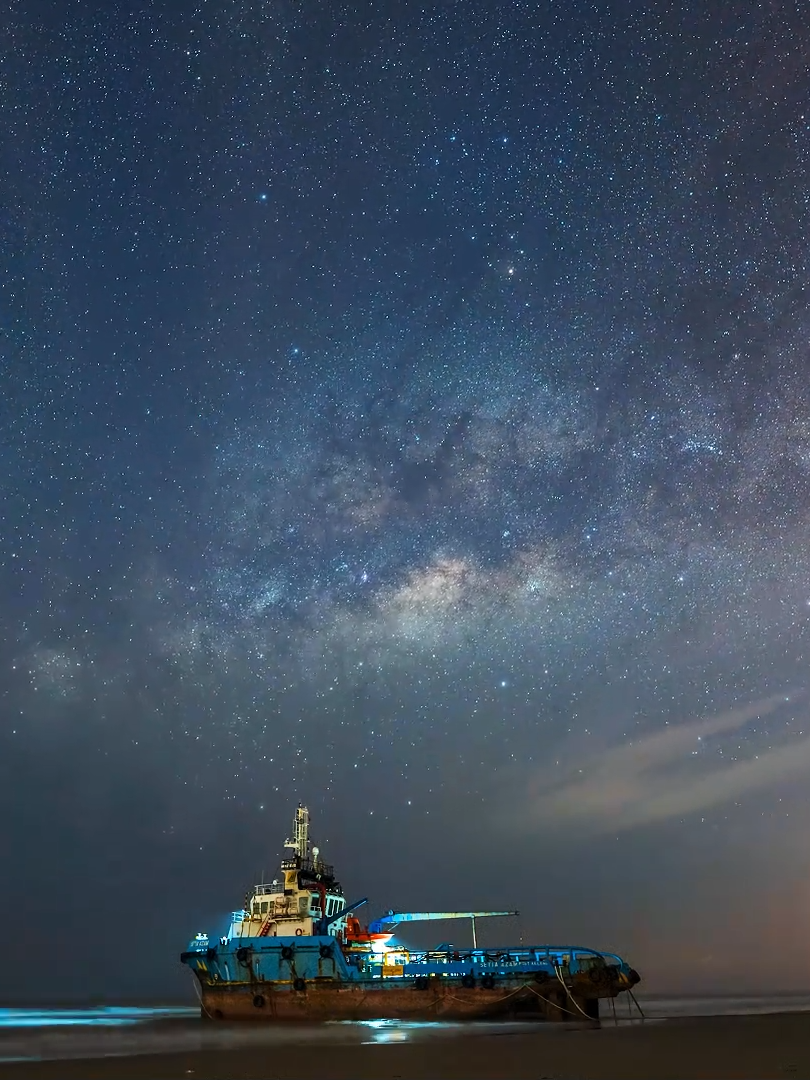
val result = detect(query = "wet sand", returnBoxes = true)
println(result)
[2,1012,809,1080]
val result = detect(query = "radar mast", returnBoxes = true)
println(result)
[284,804,310,862]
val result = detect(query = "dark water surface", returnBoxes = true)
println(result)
[2,996,810,1064]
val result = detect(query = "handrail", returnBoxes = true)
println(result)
[357,943,632,974]
[280,857,336,877]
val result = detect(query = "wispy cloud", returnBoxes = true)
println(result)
[518,693,809,833]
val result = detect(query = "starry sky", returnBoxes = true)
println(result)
[3,0,810,1001]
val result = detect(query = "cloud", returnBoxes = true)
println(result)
[516,693,810,833]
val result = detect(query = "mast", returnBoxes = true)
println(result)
[284,804,310,863]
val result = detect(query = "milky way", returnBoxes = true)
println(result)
[3,0,810,997]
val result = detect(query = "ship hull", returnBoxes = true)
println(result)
[198,980,605,1023]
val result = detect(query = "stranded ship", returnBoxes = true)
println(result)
[181,805,641,1022]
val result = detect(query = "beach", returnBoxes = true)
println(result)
[2,1011,809,1080]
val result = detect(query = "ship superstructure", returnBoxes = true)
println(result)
[226,806,349,942]
[181,805,641,1022]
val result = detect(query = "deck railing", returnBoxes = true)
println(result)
[280,857,336,878]
[252,882,285,896]
[363,945,621,973]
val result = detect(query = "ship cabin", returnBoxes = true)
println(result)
[226,879,348,939]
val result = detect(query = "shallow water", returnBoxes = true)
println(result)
[643,994,810,1019]
[1,995,809,1063]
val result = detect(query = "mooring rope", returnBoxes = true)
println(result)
[190,975,216,1020]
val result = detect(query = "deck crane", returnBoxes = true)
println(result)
[368,910,518,949]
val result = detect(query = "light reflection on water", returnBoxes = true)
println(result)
[0,1007,195,1029]
[0,1010,535,1064]
[1,996,810,1063]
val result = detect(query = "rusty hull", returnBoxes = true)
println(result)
[199,980,605,1022]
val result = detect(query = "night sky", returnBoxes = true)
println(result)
[4,0,810,1002]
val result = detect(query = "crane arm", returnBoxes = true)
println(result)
[368,910,518,934]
